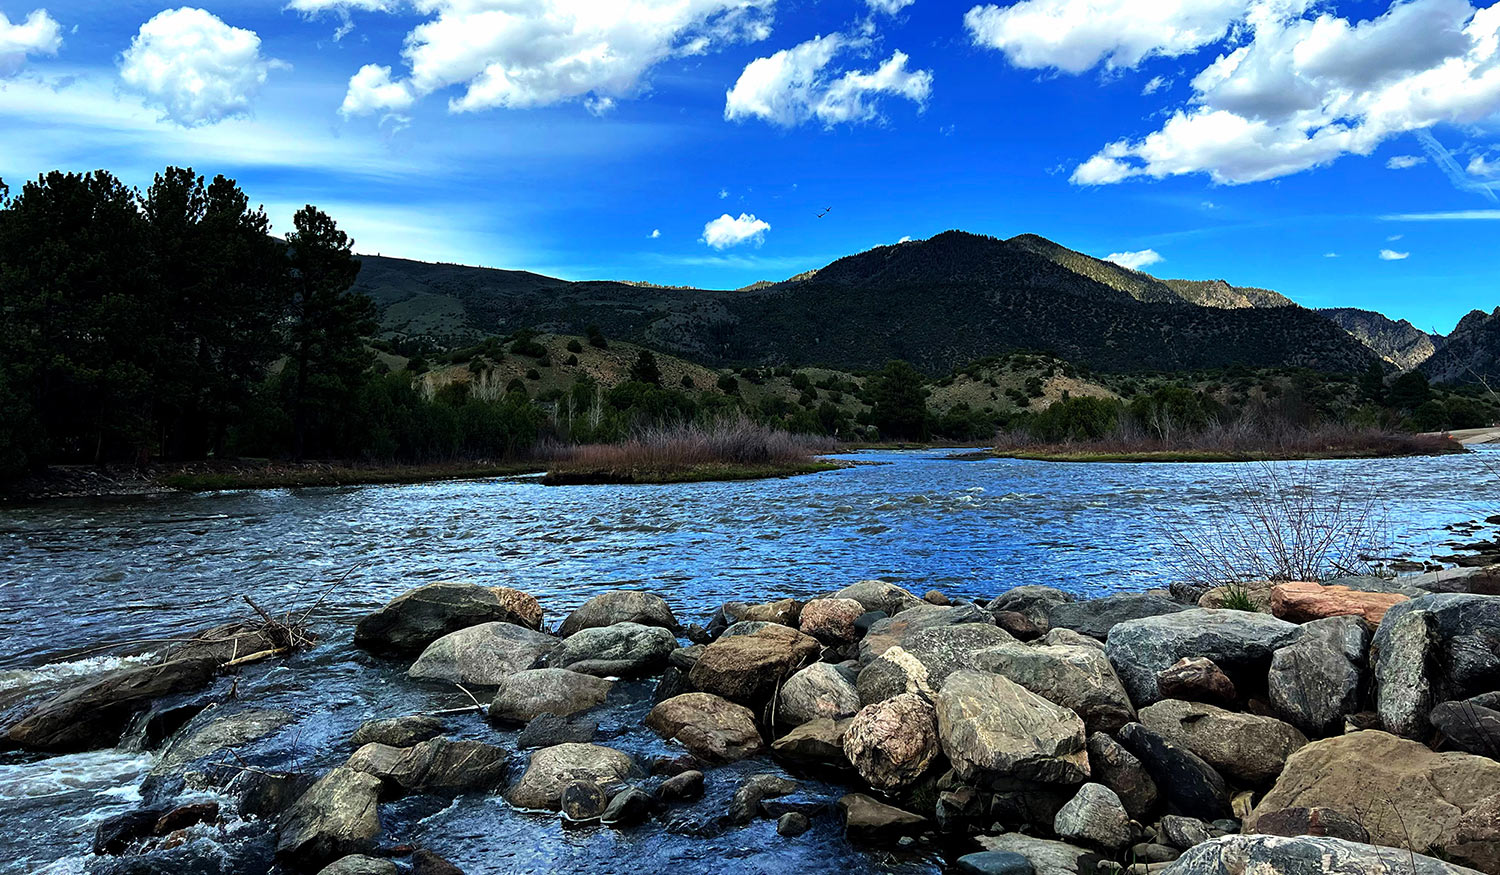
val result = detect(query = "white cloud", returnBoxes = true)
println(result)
[867,0,916,14]
[1387,233,1404,240]
[1386,154,1427,169]
[965,0,1255,74]
[584,96,616,116]
[719,187,729,198]
[1379,248,1410,260]
[341,64,415,117]
[1470,154,1500,176]
[724,33,933,127]
[1104,248,1163,270]
[285,0,392,39]
[1142,75,1169,95]
[1382,209,1500,219]
[702,212,770,249]
[1324,251,1339,257]
[119,8,283,126]
[898,234,913,242]
[342,0,774,117]
[649,228,661,238]
[0,8,62,76]
[1069,0,1500,186]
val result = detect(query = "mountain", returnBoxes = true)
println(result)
[352,230,1379,375]
[1162,279,1296,309]
[1319,307,1443,371]
[1421,307,1500,385]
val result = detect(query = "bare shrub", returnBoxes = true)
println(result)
[543,415,835,472]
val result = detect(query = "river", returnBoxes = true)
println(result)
[1,448,1497,873]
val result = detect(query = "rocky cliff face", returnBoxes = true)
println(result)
[1421,307,1500,385]
[1319,308,1442,371]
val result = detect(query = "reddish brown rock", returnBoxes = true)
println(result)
[1156,657,1237,705]
[799,598,865,644]
[646,692,764,762]
[1270,582,1408,626]
[687,624,820,704]
[842,693,939,791]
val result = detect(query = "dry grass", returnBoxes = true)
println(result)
[541,417,838,484]
[993,418,1462,462]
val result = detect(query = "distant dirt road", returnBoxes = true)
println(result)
[1430,426,1500,445]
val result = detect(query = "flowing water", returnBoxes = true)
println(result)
[1,448,1497,873]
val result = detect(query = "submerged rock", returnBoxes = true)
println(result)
[406,622,560,685]
[354,581,542,655]
[546,622,677,678]
[275,767,383,871]
[317,856,398,875]
[504,743,633,811]
[842,693,939,791]
[646,692,764,763]
[152,706,293,777]
[349,715,444,749]
[557,590,677,637]
[489,668,612,723]
[560,780,608,822]
[935,669,1089,786]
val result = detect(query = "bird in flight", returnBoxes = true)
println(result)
[816,207,831,218]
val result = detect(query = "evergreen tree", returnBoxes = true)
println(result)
[868,360,930,440]
[630,349,662,385]
[1359,361,1387,404]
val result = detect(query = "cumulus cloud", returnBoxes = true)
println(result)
[649,228,661,238]
[341,64,415,117]
[0,8,63,76]
[724,33,932,127]
[702,212,770,249]
[867,0,916,14]
[120,8,283,126]
[1387,154,1427,169]
[1379,248,1410,260]
[1062,0,1500,186]
[1104,248,1163,270]
[341,0,774,117]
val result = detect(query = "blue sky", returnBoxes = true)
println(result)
[2,0,1499,333]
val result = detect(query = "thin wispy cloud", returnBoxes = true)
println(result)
[1380,210,1500,221]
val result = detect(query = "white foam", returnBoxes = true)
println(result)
[0,653,154,694]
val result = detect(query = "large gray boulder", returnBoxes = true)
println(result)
[152,707,293,777]
[504,743,633,811]
[974,834,1100,875]
[868,622,1016,691]
[856,646,935,704]
[545,622,677,678]
[935,669,1089,786]
[354,581,542,655]
[989,585,1074,628]
[1268,616,1369,737]
[489,668,612,723]
[646,692,764,763]
[317,856,398,875]
[834,579,926,616]
[1373,594,1500,735]
[842,693,940,791]
[346,738,508,795]
[1139,699,1307,786]
[1429,697,1500,757]
[407,622,560,685]
[1161,834,1483,875]
[859,603,996,663]
[1086,731,1158,820]
[1046,593,1187,640]
[1053,783,1131,851]
[777,662,861,726]
[275,767,382,871]
[1117,722,1230,820]
[968,640,1135,734]
[349,715,444,749]
[557,590,678,637]
[1374,607,1438,738]
[1106,609,1299,707]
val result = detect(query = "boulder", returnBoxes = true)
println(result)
[1271,581,1409,626]
[317,856,398,875]
[1374,594,1500,729]
[1048,593,1188,640]
[842,693,939,790]
[1247,730,1500,864]
[717,620,775,639]
[728,773,796,824]
[1044,628,1106,650]
[645,692,764,763]
[1159,814,1211,849]
[1405,565,1500,596]
[974,834,1100,875]
[935,669,1089,786]
[489,668,612,723]
[1268,616,1368,738]
[956,850,1037,875]
[349,715,444,749]
[1430,698,1500,757]
[1154,657,1236,706]
[1117,722,1230,820]
[407,622,560,685]
[1087,732,1159,821]
[859,603,996,663]
[656,769,704,803]
[1138,699,1307,786]
[868,622,1016,691]
[1054,783,1131,851]
[856,645,934,704]
[517,713,597,748]
[601,786,654,827]
[544,622,677,678]
[968,640,1136,734]
[724,598,803,627]
[152,707,293,776]
[6,656,219,753]
[1159,834,1482,875]
[837,793,928,843]
[799,598,865,644]
[835,579,926,616]
[687,624,820,704]
[1250,806,1371,843]
[925,589,952,605]
[777,812,812,837]
[504,743,633,811]
[1374,607,1438,738]
[560,779,608,821]
[771,717,851,766]
[993,611,1044,640]
[275,767,382,871]
[347,738,508,796]
[354,581,541,655]
[1451,794,1500,874]
[989,585,1074,628]
[557,590,677,637]
[409,850,464,875]
[777,662,861,726]
[1105,609,1299,707]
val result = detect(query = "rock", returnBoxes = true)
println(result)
[1117,723,1229,820]
[152,801,220,834]
[1048,594,1188,640]
[517,713,597,748]
[1271,581,1409,626]
[990,585,1073,628]
[1373,594,1500,706]
[968,639,1136,734]
[1405,564,1500,595]
[957,850,1037,875]
[1249,806,1370,843]
[354,581,541,655]
[275,767,382,871]
[1268,616,1369,738]
[854,611,887,635]
[1159,814,1211,849]
[717,620,775,639]
[556,779,607,821]
[230,770,315,821]
[859,602,996,663]
[350,715,444,749]
[1131,844,1180,864]
[868,622,1015,691]
[1105,609,1299,707]
[1138,699,1307,786]
[504,743,633,811]
[489,668,612,723]
[557,589,677,637]
[153,707,292,775]
[1159,834,1481,875]
[600,786,653,827]
[798,598,865,644]
[776,812,811,837]
[777,662,861,726]
[1247,730,1500,864]
[1054,783,1132,851]
[645,692,763,762]
[761,792,829,819]
[317,856,398,875]
[993,611,1044,640]
[856,645,934,703]
[94,807,169,855]
[837,793,928,843]
[653,666,691,705]
[407,622,560,685]
[6,656,219,753]
[687,624,820,704]
[1088,732,1159,821]
[347,738,508,796]
[935,669,1089,785]
[1430,698,1500,757]
[1045,628,1107,650]
[835,579,925,616]
[771,717,851,766]
[925,589,951,605]
[842,693,939,790]
[1154,657,1236,706]
[724,598,803,627]
[1451,794,1500,874]
[728,774,796,824]
[1374,607,1438,738]
[655,769,704,803]
[974,834,1099,875]
[409,850,464,875]
[1197,580,1274,612]
[544,622,677,677]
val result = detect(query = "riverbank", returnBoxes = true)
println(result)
[985,429,1464,463]
[540,459,848,485]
